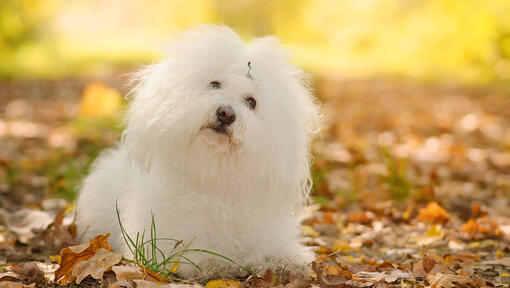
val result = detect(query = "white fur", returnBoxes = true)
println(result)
[75,25,321,279]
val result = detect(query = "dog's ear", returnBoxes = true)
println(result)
[248,36,323,142]
[122,63,166,173]
[249,37,323,203]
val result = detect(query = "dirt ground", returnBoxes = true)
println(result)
[0,77,509,287]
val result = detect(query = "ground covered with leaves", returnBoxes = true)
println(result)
[0,78,509,287]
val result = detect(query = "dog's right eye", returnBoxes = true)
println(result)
[209,81,222,89]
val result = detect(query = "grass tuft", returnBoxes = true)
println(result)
[115,200,250,279]
[381,148,412,200]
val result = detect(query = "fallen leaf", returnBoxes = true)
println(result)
[0,282,23,288]
[412,261,427,278]
[112,265,168,284]
[312,259,351,288]
[347,211,373,225]
[30,212,76,254]
[110,280,136,288]
[5,209,55,243]
[417,202,450,225]
[205,279,242,288]
[460,217,503,239]
[71,248,122,284]
[245,270,274,288]
[0,272,20,283]
[352,270,411,283]
[301,225,319,237]
[54,233,113,284]
[10,262,45,285]
[112,265,143,281]
[284,278,310,288]
[133,280,201,288]
[425,273,470,288]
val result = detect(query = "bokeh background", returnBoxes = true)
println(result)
[1,0,510,212]
[3,0,510,83]
[2,2,510,285]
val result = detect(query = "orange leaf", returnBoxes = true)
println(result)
[460,219,479,236]
[347,211,373,225]
[140,267,169,283]
[54,233,113,284]
[417,202,450,225]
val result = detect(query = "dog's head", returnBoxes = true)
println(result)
[123,25,321,198]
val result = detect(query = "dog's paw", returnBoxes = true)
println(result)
[174,257,250,283]
[253,255,312,281]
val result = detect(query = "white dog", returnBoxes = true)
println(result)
[75,25,321,279]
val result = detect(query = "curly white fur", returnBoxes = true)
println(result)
[75,25,321,280]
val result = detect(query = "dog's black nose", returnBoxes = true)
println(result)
[216,106,236,126]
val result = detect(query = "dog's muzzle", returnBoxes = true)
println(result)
[207,106,236,136]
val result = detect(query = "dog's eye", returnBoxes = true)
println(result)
[209,81,222,89]
[245,97,257,110]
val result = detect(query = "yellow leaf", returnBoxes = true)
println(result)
[324,265,341,276]
[301,225,319,237]
[205,280,242,288]
[49,255,61,262]
[170,262,179,273]
[316,246,330,254]
[332,241,351,253]
[79,82,121,117]
[64,204,75,215]
[426,225,443,237]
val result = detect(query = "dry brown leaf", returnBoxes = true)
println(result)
[0,273,19,283]
[71,248,122,284]
[417,202,450,225]
[110,280,136,288]
[422,256,436,273]
[245,270,274,288]
[133,280,170,288]
[426,273,470,288]
[54,233,113,284]
[412,261,427,278]
[112,265,144,281]
[353,270,412,283]
[0,282,23,288]
[312,259,351,288]
[347,211,373,225]
[133,280,201,288]
[10,262,45,285]
[5,209,55,243]
[140,267,169,283]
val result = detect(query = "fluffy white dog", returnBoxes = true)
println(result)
[75,25,321,279]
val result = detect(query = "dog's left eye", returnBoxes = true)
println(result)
[245,97,257,110]
[209,81,222,89]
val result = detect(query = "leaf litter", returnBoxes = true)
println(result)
[0,79,510,287]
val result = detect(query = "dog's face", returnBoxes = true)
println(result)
[123,26,321,194]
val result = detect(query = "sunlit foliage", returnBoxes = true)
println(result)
[1,0,510,83]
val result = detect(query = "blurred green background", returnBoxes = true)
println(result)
[2,0,510,84]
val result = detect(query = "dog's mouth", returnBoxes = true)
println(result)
[194,122,239,148]
[204,123,232,137]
